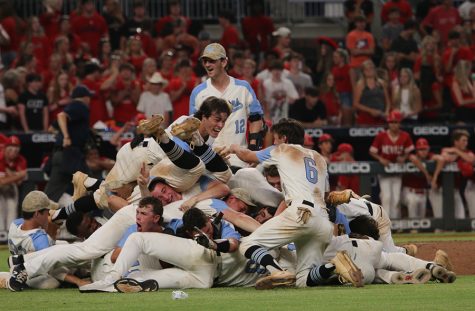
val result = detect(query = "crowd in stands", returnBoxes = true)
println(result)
[0,0,475,226]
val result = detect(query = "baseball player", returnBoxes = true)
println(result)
[431,129,475,219]
[226,118,361,289]
[189,43,264,169]
[369,110,415,219]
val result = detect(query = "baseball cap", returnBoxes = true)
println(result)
[337,143,354,154]
[7,135,21,147]
[200,43,227,61]
[72,85,94,98]
[415,138,430,150]
[272,27,291,37]
[317,36,338,50]
[22,190,59,212]
[387,110,403,123]
[148,72,168,86]
[230,188,256,207]
[318,133,333,144]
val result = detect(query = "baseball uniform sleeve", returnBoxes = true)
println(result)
[30,230,53,251]
[256,145,277,164]
[403,132,415,154]
[189,81,207,114]
[117,224,137,248]
[220,220,241,240]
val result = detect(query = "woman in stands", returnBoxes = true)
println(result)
[47,71,74,123]
[392,68,422,124]
[451,60,475,123]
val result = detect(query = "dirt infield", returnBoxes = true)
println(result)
[414,241,475,275]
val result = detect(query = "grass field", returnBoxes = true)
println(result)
[1,234,475,311]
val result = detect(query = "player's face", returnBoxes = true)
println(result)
[35,209,50,229]
[266,175,282,192]
[77,214,101,239]
[319,141,332,154]
[4,146,20,161]
[202,57,226,79]
[195,220,214,239]
[151,183,181,205]
[388,121,400,131]
[136,206,160,232]
[202,111,228,138]
[255,208,273,224]
[417,148,430,159]
[454,136,469,150]
[228,197,248,213]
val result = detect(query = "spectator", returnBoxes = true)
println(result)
[0,1,25,68]
[332,48,353,126]
[353,60,391,125]
[242,58,263,101]
[431,129,474,219]
[421,0,462,45]
[271,27,293,60]
[288,86,327,128]
[1,69,21,129]
[158,50,176,82]
[110,63,141,125]
[345,15,375,88]
[47,71,73,123]
[413,35,443,122]
[124,36,147,75]
[256,50,287,83]
[165,59,198,121]
[314,37,337,86]
[162,18,199,58]
[459,0,475,20]
[262,60,298,123]
[369,110,414,219]
[228,51,245,79]
[52,36,74,68]
[18,73,49,132]
[334,143,360,194]
[286,53,313,98]
[218,10,240,52]
[0,69,18,129]
[344,0,374,31]
[319,72,341,126]
[139,57,157,89]
[155,0,191,38]
[70,0,108,57]
[102,0,125,51]
[98,38,112,70]
[241,0,275,57]
[53,16,81,55]
[442,31,474,88]
[39,0,63,39]
[381,8,403,51]
[0,136,27,232]
[318,133,334,164]
[389,20,419,70]
[451,60,475,123]
[380,52,399,92]
[381,0,413,25]
[137,72,172,125]
[404,138,437,218]
[24,17,50,71]
[45,85,92,202]
[392,68,422,123]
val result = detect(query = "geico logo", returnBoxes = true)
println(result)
[305,128,323,138]
[385,162,420,173]
[413,126,449,136]
[329,162,371,174]
[349,127,384,137]
[32,133,56,143]
[99,132,134,142]
[391,219,432,230]
[0,231,7,242]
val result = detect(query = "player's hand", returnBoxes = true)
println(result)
[180,197,198,212]
[430,179,438,190]
[213,145,231,162]
[193,226,217,250]
[379,158,390,167]
[63,137,71,148]
[425,173,433,185]
[137,162,150,188]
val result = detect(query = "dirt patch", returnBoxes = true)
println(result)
[413,241,475,275]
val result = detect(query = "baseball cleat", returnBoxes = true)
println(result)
[114,278,159,293]
[72,171,88,201]
[433,249,453,271]
[254,270,296,290]
[326,189,353,206]
[137,114,164,135]
[390,268,432,284]
[402,244,418,257]
[79,280,116,293]
[431,266,456,283]
[0,272,9,289]
[7,264,28,292]
[331,250,364,287]
[8,255,24,273]
[170,117,201,141]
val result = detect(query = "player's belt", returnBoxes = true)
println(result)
[364,201,373,216]
[141,140,149,147]
[289,200,314,208]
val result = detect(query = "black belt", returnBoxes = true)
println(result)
[289,200,314,208]
[364,201,373,216]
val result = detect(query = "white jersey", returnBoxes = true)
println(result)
[256,144,329,208]
[8,219,54,255]
[189,77,264,167]
[337,198,384,221]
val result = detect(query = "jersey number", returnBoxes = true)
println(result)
[304,157,318,184]
[234,119,245,134]
[245,259,267,275]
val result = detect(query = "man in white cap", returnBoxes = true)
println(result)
[189,43,264,170]
[271,27,293,59]
[137,72,173,125]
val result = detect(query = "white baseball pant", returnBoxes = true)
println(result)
[464,180,475,218]
[401,187,427,218]
[374,252,433,283]
[0,184,18,232]
[429,188,464,219]
[378,174,402,219]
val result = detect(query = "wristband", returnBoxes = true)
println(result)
[215,239,231,253]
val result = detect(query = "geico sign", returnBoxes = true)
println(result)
[99,132,134,142]
[384,162,422,173]
[413,126,449,136]
[349,127,384,137]
[32,133,56,143]
[329,162,371,174]
[305,128,324,138]
[391,219,432,230]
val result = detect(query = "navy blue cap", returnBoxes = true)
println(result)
[72,85,94,98]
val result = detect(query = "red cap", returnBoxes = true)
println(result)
[318,133,333,143]
[316,36,338,50]
[337,143,353,154]
[415,138,430,150]
[7,135,21,147]
[387,110,403,122]
[304,134,314,146]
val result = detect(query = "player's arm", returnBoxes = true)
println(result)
[431,155,446,189]
[221,208,260,233]
[57,111,71,147]
[274,200,288,216]
[229,144,259,164]
[248,117,264,151]
[181,181,230,212]
[452,148,475,164]
[409,154,432,183]
[110,247,122,263]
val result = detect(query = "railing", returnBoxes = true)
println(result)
[13,0,345,23]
